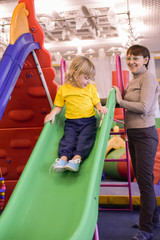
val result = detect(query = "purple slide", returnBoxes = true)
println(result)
[0,33,40,120]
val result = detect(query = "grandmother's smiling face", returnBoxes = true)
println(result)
[125,55,149,74]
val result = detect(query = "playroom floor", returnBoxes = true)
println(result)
[97,207,160,240]
[97,181,160,239]
[1,208,160,240]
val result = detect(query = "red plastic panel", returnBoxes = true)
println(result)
[0,127,42,180]
[0,67,57,128]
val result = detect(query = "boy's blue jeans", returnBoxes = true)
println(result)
[58,116,97,161]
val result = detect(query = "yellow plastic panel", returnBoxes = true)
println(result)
[10,2,30,44]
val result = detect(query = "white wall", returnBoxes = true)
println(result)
[92,56,115,98]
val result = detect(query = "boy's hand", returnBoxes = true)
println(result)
[97,106,108,116]
[95,102,108,116]
[44,113,55,124]
[44,106,63,125]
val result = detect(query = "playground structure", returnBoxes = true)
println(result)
[0,0,57,207]
[0,0,117,239]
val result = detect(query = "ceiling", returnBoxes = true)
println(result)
[0,0,160,62]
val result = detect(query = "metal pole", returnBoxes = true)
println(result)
[93,223,99,240]
[31,50,53,108]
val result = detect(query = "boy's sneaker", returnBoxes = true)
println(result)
[65,159,81,172]
[131,230,153,240]
[49,158,67,173]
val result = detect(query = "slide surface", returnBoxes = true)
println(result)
[0,32,40,120]
[0,89,116,240]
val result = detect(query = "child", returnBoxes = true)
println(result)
[44,56,108,172]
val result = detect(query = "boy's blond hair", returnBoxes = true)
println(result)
[65,56,95,84]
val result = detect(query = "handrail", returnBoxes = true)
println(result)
[115,54,133,211]
[60,58,67,85]
[115,54,125,99]
[32,50,53,108]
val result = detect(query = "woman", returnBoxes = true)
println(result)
[114,45,159,240]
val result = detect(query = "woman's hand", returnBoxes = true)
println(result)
[113,86,122,104]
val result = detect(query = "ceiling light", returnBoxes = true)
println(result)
[107,8,119,27]
[86,48,95,54]
[71,38,82,46]
[46,21,55,31]
[62,21,67,40]
[62,27,67,40]
[76,16,86,30]
[77,46,83,55]
[98,48,105,58]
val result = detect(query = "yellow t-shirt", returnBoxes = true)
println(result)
[54,83,100,119]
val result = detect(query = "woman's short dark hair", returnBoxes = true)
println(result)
[126,45,150,68]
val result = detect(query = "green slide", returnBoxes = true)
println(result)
[0,88,116,240]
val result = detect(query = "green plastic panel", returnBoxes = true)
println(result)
[155,118,160,128]
[0,88,116,240]
[104,148,126,179]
